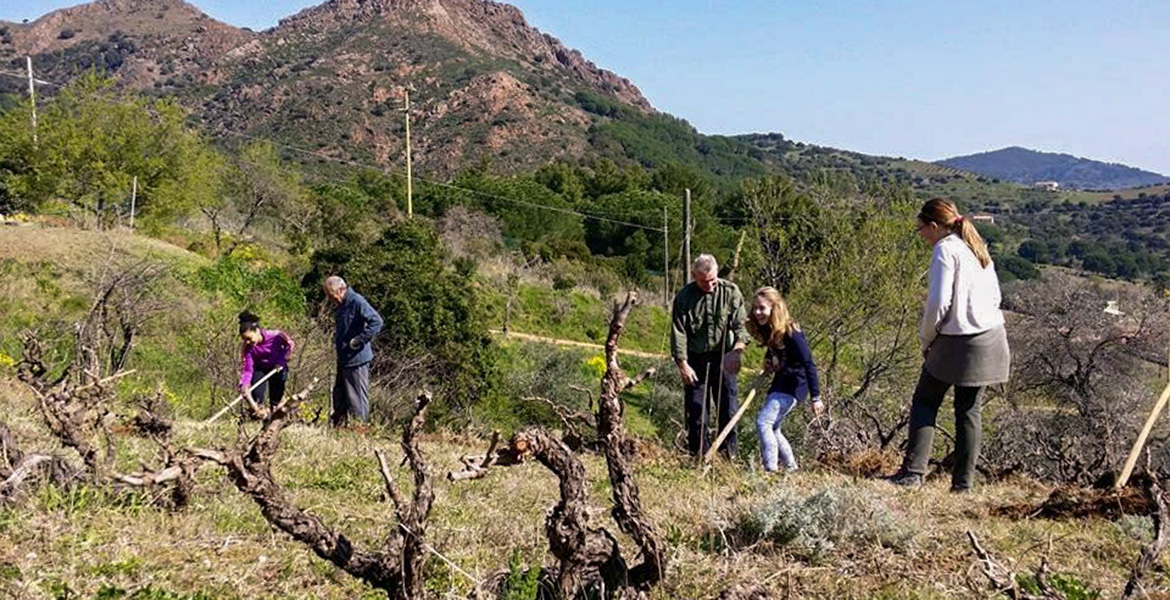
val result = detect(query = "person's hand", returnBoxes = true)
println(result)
[810,396,825,417]
[348,337,363,350]
[723,349,743,375]
[762,355,777,374]
[678,361,698,387]
[921,346,930,360]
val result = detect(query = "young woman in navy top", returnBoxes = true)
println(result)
[746,286,822,473]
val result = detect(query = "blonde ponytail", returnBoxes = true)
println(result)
[919,198,992,269]
[957,218,992,268]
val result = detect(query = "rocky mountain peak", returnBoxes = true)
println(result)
[273,0,650,111]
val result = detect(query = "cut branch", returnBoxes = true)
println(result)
[451,289,667,598]
[1122,477,1169,600]
[193,383,436,600]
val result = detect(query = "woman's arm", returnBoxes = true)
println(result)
[792,330,820,399]
[238,345,254,391]
[920,244,956,351]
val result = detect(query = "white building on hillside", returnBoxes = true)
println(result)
[1033,181,1060,191]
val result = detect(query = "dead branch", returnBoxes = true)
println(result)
[968,530,1023,598]
[0,422,77,505]
[193,383,436,600]
[599,291,666,590]
[966,530,1064,600]
[452,428,626,598]
[448,431,501,483]
[11,261,185,507]
[524,396,597,450]
[0,422,23,475]
[723,230,748,283]
[451,290,666,599]
[0,454,53,503]
[1122,477,1169,600]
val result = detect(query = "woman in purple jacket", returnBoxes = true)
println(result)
[238,311,295,408]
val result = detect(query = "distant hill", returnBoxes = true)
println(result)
[2,0,1105,206]
[938,146,1169,191]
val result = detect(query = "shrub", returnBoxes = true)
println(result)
[497,550,542,600]
[552,272,576,291]
[730,485,914,563]
[303,219,499,420]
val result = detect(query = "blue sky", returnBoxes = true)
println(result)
[5,0,1169,173]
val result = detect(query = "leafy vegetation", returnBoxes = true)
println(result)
[302,219,500,420]
[0,74,222,228]
[729,485,915,563]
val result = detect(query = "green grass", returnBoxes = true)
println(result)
[0,226,1158,598]
[478,281,672,354]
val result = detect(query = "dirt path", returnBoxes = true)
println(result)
[489,329,669,360]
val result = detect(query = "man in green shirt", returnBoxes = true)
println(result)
[671,254,747,458]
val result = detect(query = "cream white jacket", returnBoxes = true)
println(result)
[920,234,1005,350]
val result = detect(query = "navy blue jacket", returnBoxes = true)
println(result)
[763,328,821,401]
[333,289,383,368]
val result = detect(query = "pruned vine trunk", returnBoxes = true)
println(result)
[451,290,666,599]
[598,291,664,589]
[193,384,436,600]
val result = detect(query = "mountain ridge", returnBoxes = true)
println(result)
[0,0,653,175]
[938,146,1168,191]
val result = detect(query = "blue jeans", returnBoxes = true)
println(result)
[757,392,798,472]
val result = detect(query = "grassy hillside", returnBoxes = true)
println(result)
[0,373,1154,599]
[0,224,1164,600]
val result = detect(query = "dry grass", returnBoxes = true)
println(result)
[0,372,1162,600]
[0,224,205,274]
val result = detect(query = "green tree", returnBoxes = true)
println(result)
[304,219,498,418]
[195,141,308,254]
[742,175,923,450]
[534,162,585,204]
[0,73,222,229]
[998,255,1041,282]
[450,172,585,246]
[1017,239,1049,263]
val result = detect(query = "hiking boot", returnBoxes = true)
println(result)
[887,471,923,487]
[949,484,971,494]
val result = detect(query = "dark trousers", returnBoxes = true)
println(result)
[902,368,984,489]
[250,367,287,408]
[684,352,739,458]
[332,363,370,426]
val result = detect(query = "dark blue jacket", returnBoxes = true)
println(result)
[334,290,383,368]
[764,329,821,401]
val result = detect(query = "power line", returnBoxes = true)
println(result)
[8,77,668,233]
[221,130,667,233]
[0,70,60,87]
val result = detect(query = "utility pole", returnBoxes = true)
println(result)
[129,176,137,230]
[684,188,692,281]
[663,207,670,312]
[26,56,37,145]
[403,89,413,219]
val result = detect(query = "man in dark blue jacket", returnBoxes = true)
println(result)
[324,276,384,427]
